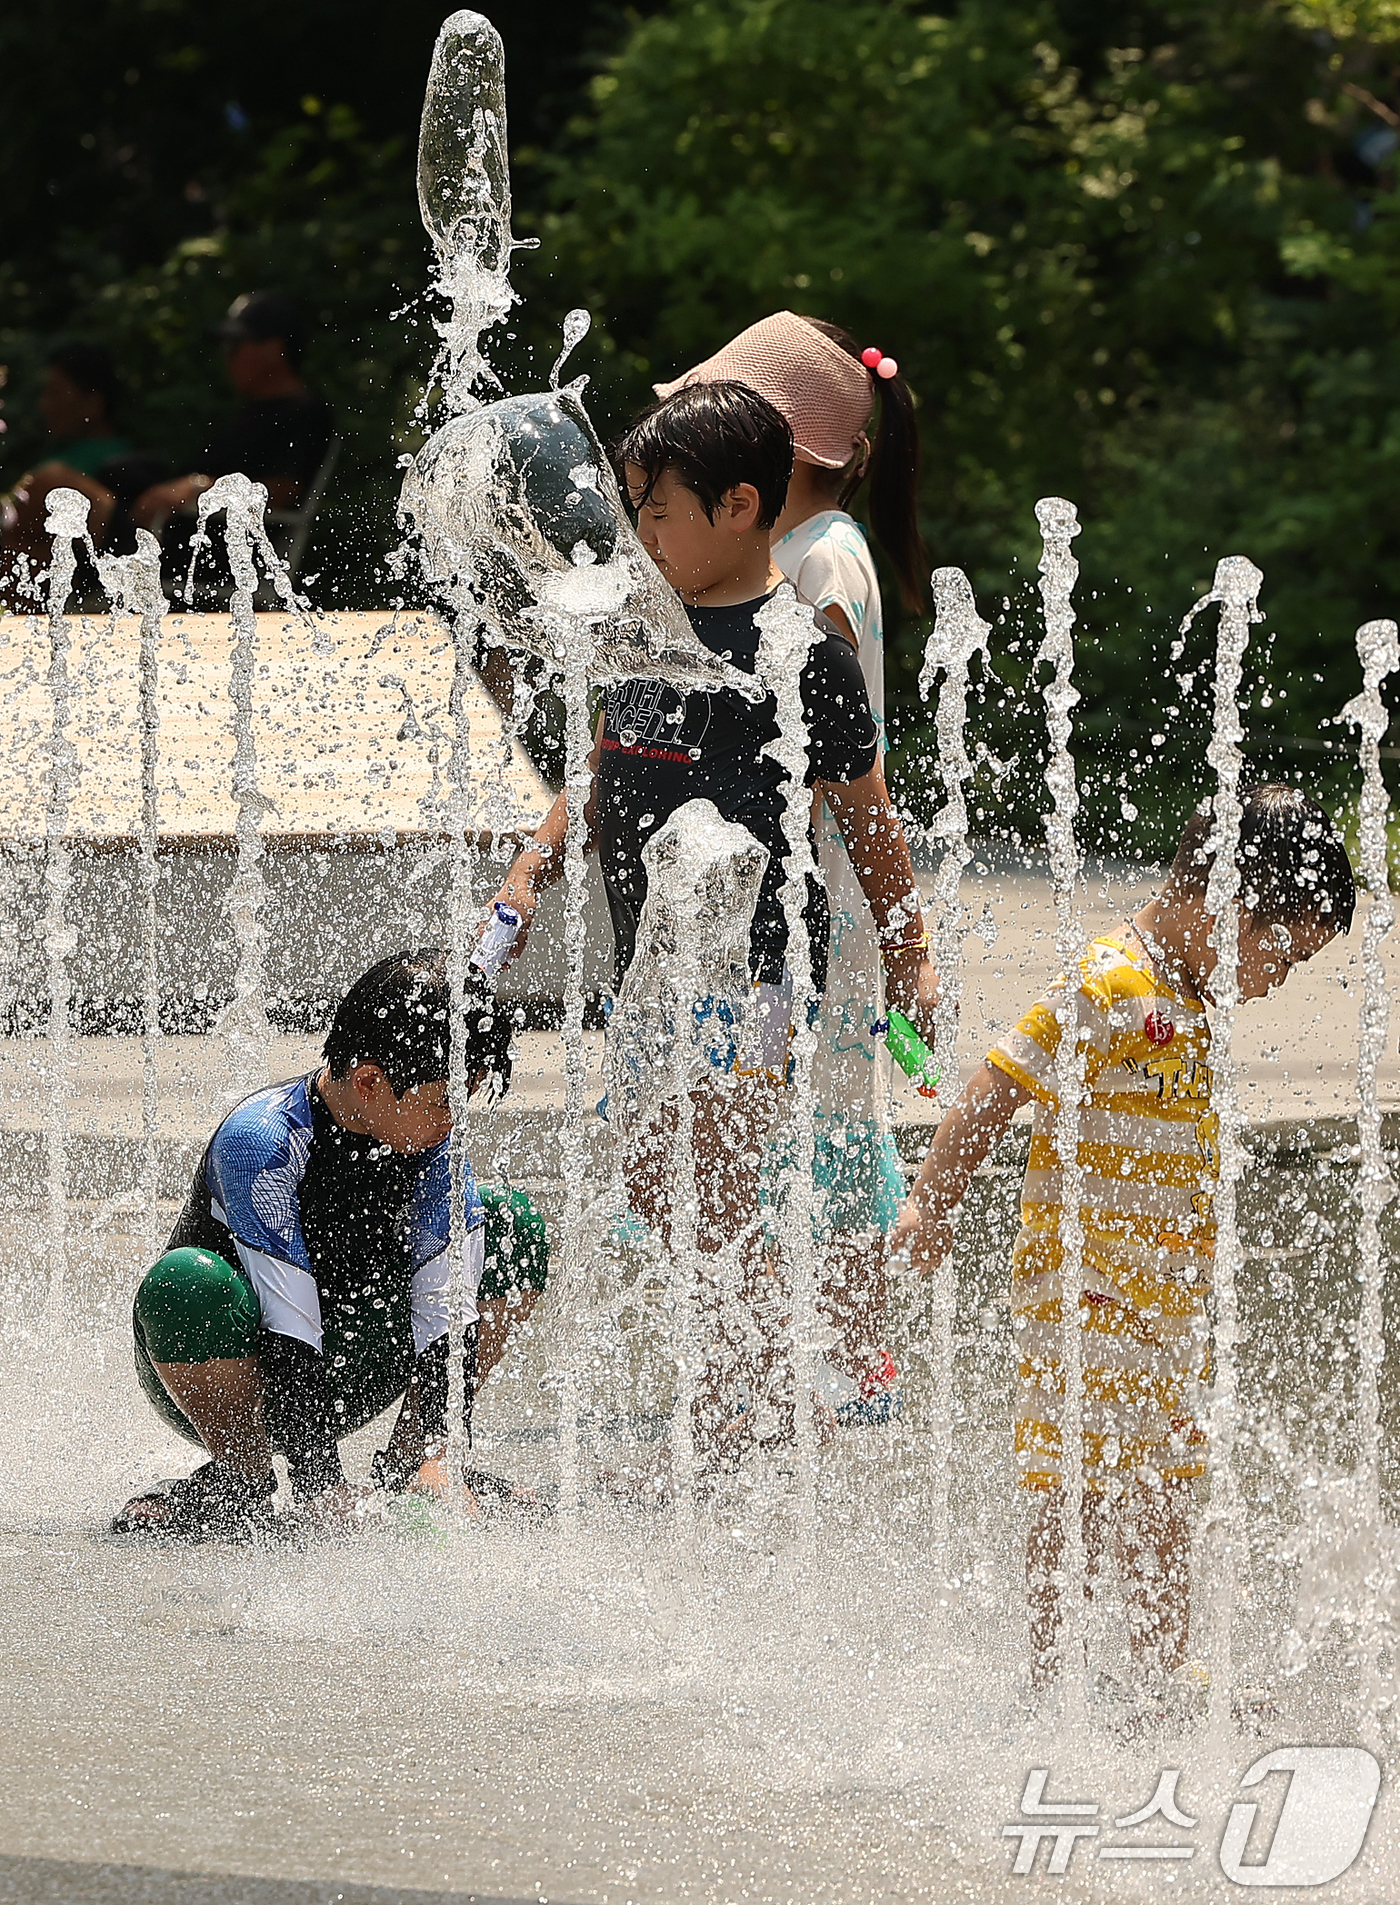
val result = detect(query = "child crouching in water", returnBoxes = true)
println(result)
[892,785,1355,1699]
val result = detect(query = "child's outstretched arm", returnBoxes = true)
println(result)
[891,1060,1030,1273]
[821,761,938,1035]
[488,714,604,961]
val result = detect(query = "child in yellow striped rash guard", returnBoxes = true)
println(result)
[892,785,1355,1699]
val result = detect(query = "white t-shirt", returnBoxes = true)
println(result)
[773,510,888,1123]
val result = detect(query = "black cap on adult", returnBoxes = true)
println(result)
[211,291,308,364]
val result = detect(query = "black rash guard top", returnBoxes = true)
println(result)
[596,591,878,992]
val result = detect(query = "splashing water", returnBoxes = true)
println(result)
[549,307,592,390]
[605,800,768,1511]
[93,529,168,1261]
[418,10,520,412]
[22,483,1400,1891]
[38,489,92,1328]
[757,585,826,1524]
[190,474,305,1099]
[400,376,755,697]
[920,569,992,1579]
[1033,495,1090,1707]
[604,803,767,1144]
[1342,615,1399,1724]
[920,570,992,1100]
[444,599,484,1505]
[554,606,592,1523]
[401,12,766,1528]
[1179,554,1263,1732]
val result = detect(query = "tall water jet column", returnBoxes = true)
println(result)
[757,588,824,1522]
[443,620,483,1500]
[38,490,91,1327]
[921,569,991,1095]
[417,11,520,1498]
[1342,617,1398,1726]
[96,530,169,1261]
[1034,495,1089,1697]
[402,13,763,1505]
[554,620,592,1523]
[190,475,303,1099]
[603,803,768,1521]
[418,10,519,414]
[919,569,991,1577]
[1183,554,1263,1733]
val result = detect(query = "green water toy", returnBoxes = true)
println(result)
[873,1008,940,1098]
[386,1494,448,1545]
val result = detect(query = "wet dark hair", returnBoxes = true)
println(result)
[1171,784,1355,931]
[617,381,794,532]
[47,342,119,416]
[323,948,512,1100]
[799,316,928,614]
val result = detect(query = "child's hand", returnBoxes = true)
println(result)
[889,1196,952,1276]
[409,1455,481,1518]
[485,882,536,965]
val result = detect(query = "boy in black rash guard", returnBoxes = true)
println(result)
[111,950,543,1543]
[490,382,938,1466]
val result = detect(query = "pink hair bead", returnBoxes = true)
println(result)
[876,355,898,379]
[860,346,883,369]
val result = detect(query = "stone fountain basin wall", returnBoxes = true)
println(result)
[0,834,615,1034]
[0,606,605,1021]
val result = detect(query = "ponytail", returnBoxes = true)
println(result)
[800,316,929,613]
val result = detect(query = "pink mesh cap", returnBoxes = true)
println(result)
[652,311,873,469]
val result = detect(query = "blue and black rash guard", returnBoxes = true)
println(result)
[167,1074,485,1498]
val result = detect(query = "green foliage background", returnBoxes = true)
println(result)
[6,0,1400,849]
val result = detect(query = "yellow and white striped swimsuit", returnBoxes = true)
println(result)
[987,934,1215,1493]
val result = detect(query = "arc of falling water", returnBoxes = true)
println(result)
[1034,496,1089,1701]
[1341,617,1399,1727]
[417,8,519,1499]
[39,489,92,1327]
[95,531,168,1262]
[190,474,305,1099]
[1181,554,1263,1734]
[756,587,824,1522]
[919,568,991,1581]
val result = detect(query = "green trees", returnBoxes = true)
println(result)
[537,0,1400,834]
[0,0,636,604]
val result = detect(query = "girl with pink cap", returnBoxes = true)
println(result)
[655,312,928,1425]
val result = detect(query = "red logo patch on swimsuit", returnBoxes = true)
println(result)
[1144,1010,1175,1046]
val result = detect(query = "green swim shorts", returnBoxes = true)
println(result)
[478,1183,550,1302]
[132,1186,550,1447]
[131,1246,415,1449]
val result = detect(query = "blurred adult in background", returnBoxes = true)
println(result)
[131,290,334,530]
[0,344,133,600]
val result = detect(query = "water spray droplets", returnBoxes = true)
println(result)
[192,475,306,1098]
[550,308,592,391]
[919,566,991,1580]
[38,489,92,1328]
[94,527,168,1261]
[1342,615,1399,1731]
[1193,553,1264,1737]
